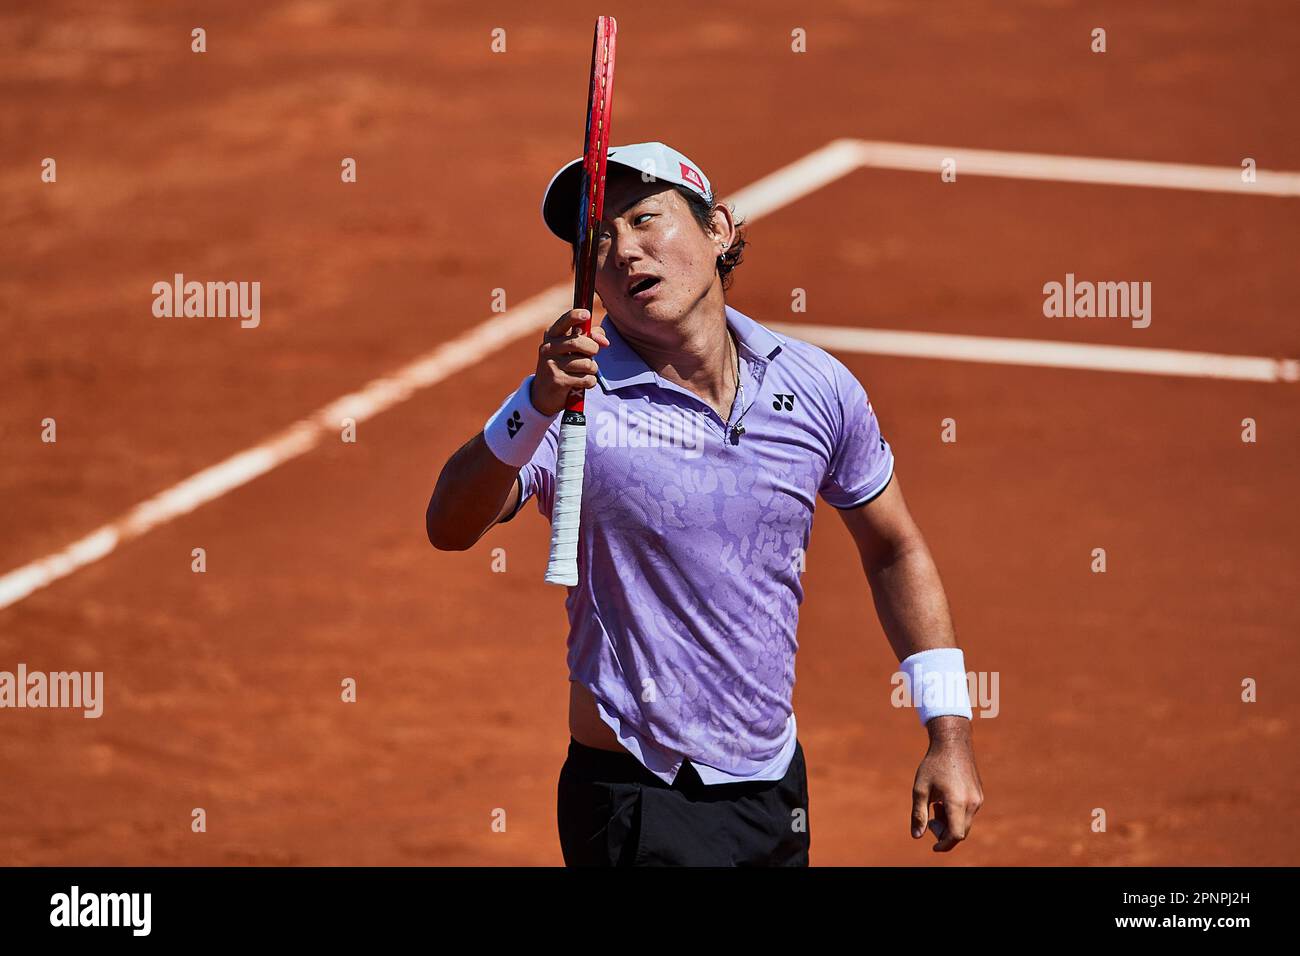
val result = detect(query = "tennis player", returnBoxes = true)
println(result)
[426,142,983,866]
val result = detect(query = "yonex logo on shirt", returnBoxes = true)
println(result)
[772,393,796,411]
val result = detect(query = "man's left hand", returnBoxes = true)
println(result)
[910,715,984,852]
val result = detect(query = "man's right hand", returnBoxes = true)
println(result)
[532,309,609,415]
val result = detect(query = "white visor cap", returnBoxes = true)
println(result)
[541,141,714,242]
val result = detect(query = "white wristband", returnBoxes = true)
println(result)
[899,647,973,725]
[483,375,558,467]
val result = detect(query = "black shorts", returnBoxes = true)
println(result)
[556,736,810,866]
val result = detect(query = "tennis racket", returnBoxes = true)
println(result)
[544,15,617,587]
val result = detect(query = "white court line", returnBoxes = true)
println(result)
[0,289,572,611]
[3,138,1297,610]
[770,323,1300,383]
[837,139,1300,196]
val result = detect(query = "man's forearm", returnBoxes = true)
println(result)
[863,539,958,664]
[426,432,519,551]
[867,542,973,745]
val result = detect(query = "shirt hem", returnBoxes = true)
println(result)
[585,683,800,786]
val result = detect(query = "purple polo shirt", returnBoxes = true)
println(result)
[507,304,894,785]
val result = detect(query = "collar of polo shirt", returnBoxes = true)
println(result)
[596,305,784,392]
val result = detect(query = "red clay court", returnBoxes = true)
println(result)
[1,1,1297,865]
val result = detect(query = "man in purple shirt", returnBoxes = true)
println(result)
[427,142,983,866]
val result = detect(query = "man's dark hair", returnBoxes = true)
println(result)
[569,183,748,291]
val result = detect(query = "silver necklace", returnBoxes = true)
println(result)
[724,331,746,441]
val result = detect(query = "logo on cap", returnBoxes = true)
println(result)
[679,163,706,194]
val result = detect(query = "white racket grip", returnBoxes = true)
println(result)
[544,414,587,586]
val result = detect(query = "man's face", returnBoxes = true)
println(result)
[589,170,727,326]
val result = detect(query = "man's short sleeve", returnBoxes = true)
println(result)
[818,356,895,509]
[498,417,561,523]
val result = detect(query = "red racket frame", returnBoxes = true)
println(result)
[567,16,617,416]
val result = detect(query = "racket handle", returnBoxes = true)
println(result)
[544,412,587,586]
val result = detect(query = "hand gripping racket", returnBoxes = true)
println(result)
[544,15,617,587]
